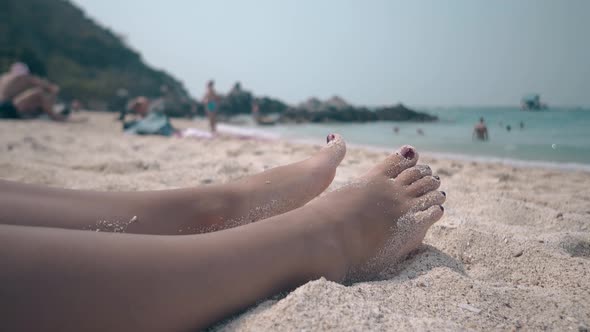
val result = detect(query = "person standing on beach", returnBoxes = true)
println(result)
[252,99,261,122]
[473,117,489,141]
[203,80,220,133]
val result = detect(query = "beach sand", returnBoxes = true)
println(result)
[1,112,589,331]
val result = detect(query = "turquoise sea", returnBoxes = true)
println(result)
[238,107,590,168]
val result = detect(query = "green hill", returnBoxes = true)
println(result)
[0,0,192,113]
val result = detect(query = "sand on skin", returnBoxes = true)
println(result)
[0,112,588,331]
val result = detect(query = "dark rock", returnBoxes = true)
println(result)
[210,82,288,118]
[279,98,437,124]
[375,103,437,121]
[256,96,289,115]
[218,82,254,116]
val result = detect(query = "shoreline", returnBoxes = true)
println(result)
[215,123,590,172]
[290,136,590,172]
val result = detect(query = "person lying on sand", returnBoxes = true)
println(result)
[0,137,445,331]
[121,96,179,136]
[121,96,150,128]
[0,62,68,121]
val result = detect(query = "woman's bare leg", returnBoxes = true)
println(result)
[0,145,444,331]
[207,111,217,133]
[0,135,346,234]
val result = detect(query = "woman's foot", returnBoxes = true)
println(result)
[133,134,347,234]
[300,145,445,281]
[225,133,347,226]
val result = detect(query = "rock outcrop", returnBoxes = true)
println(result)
[203,86,437,123]
[280,96,437,123]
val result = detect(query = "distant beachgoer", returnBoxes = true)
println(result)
[131,96,150,117]
[116,88,130,120]
[71,99,82,112]
[519,121,524,129]
[251,100,277,126]
[252,100,260,119]
[121,96,150,129]
[119,96,150,130]
[393,126,399,134]
[120,96,178,136]
[417,128,424,136]
[506,125,511,132]
[0,62,66,121]
[203,80,220,133]
[473,117,489,141]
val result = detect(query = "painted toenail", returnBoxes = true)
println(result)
[440,205,444,211]
[441,191,446,196]
[327,134,336,143]
[400,146,415,159]
[434,175,440,180]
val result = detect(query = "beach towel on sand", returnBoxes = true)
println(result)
[124,112,176,136]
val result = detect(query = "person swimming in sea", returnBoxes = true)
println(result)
[203,80,220,133]
[473,117,489,141]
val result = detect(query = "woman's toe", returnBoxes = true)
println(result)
[311,133,347,167]
[412,190,446,211]
[373,145,419,178]
[326,133,343,145]
[414,204,445,228]
[397,164,432,185]
[407,175,441,197]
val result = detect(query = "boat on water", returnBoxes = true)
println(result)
[521,94,548,111]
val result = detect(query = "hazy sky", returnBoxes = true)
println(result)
[73,0,589,107]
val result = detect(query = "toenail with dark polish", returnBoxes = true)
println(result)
[441,191,446,196]
[434,175,440,180]
[327,134,336,143]
[440,205,444,211]
[400,146,415,159]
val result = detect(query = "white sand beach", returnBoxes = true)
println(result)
[1,112,589,331]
